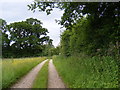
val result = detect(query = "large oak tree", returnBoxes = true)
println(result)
[2,18,53,58]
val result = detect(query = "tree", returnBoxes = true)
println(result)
[2,18,53,58]
[60,30,71,57]
[0,19,12,57]
[28,2,119,28]
[0,19,7,33]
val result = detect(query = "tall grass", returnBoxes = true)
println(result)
[32,60,49,88]
[53,55,118,88]
[2,57,46,88]
[0,59,2,90]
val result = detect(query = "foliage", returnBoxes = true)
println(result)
[28,2,120,58]
[28,2,119,28]
[32,60,49,88]
[60,16,119,58]
[60,30,71,56]
[1,18,53,58]
[43,44,60,56]
[0,18,7,33]
[53,55,118,88]
[2,57,46,88]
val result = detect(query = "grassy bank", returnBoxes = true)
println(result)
[53,55,118,88]
[32,60,49,88]
[2,57,46,88]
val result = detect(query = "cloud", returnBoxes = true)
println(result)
[0,0,34,3]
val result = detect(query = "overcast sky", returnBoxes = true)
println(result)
[0,0,64,47]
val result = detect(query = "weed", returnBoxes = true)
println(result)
[2,57,46,88]
[53,55,118,88]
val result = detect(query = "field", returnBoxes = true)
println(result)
[2,57,46,88]
[53,55,118,88]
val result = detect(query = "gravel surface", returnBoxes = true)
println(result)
[11,59,48,88]
[48,59,66,88]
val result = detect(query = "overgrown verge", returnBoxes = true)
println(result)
[53,55,118,88]
[2,57,46,88]
[32,60,49,88]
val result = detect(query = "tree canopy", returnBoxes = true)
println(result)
[2,18,53,58]
[28,2,119,29]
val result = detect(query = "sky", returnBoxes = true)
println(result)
[0,0,64,47]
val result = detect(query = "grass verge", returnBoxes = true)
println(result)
[2,57,46,88]
[53,55,118,88]
[32,60,49,88]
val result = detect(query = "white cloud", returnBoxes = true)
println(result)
[0,0,34,3]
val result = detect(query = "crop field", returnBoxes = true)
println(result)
[2,57,46,88]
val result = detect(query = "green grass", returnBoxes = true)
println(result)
[0,59,2,90]
[32,60,49,88]
[53,55,118,88]
[2,57,46,88]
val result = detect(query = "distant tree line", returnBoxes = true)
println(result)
[29,2,119,59]
[1,18,59,58]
